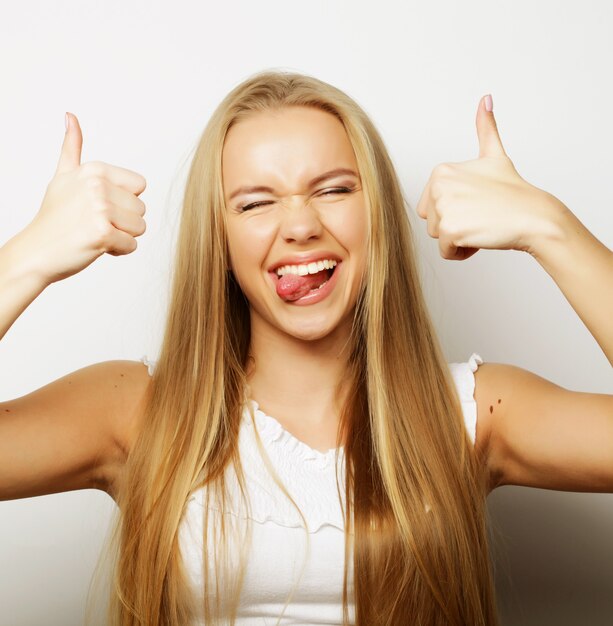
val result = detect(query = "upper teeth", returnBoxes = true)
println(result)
[275,259,338,277]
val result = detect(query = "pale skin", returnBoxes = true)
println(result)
[222,106,368,453]
[413,95,613,491]
[0,97,612,506]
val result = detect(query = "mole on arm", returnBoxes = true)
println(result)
[489,398,503,414]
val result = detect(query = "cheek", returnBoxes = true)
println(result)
[331,200,368,252]
[227,230,250,268]
[339,202,369,289]
[226,219,275,280]
[227,238,257,303]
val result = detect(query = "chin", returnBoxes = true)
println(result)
[280,316,341,342]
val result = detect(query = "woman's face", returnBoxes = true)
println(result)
[222,105,368,342]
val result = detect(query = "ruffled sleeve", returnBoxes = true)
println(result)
[139,355,157,377]
[447,353,483,446]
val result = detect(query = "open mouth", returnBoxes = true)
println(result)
[268,261,340,289]
[312,266,335,289]
[268,262,340,301]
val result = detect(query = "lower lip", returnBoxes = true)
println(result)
[269,262,342,306]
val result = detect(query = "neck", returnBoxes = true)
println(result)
[246,309,353,430]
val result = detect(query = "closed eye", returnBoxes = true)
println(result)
[239,187,353,212]
[322,187,353,197]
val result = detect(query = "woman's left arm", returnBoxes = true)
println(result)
[416,94,613,492]
[525,201,613,367]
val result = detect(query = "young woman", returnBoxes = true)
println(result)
[0,70,611,626]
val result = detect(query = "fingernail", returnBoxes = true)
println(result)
[484,94,493,112]
[65,112,69,131]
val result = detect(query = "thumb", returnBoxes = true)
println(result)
[476,94,507,159]
[55,112,83,175]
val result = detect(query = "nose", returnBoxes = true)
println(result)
[278,195,324,244]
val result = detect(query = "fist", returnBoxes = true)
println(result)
[24,112,148,284]
[415,95,558,261]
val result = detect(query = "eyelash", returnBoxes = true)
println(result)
[238,187,353,212]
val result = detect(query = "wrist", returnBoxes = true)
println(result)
[522,194,572,261]
[0,231,51,292]
[524,195,613,285]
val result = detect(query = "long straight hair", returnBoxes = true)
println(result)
[87,69,499,625]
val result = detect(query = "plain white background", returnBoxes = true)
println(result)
[0,1,612,624]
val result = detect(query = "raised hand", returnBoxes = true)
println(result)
[415,95,563,261]
[20,112,148,284]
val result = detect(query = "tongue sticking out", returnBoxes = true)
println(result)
[276,268,332,302]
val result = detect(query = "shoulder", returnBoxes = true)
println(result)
[470,359,519,492]
[97,358,153,498]
[448,354,520,491]
[105,358,153,450]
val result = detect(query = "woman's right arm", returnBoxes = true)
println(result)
[0,112,149,503]
[0,358,151,502]
[0,231,49,342]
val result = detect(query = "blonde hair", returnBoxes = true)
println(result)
[87,69,499,625]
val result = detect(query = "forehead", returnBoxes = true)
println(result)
[221,106,357,193]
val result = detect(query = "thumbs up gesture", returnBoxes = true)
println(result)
[415,95,563,261]
[21,113,147,284]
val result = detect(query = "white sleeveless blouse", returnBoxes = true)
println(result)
[139,353,483,625]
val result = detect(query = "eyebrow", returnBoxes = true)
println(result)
[228,168,359,201]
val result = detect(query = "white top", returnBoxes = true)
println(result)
[139,352,483,625]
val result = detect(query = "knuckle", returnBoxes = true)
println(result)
[99,217,115,236]
[430,179,446,199]
[86,176,106,192]
[438,238,452,259]
[433,162,454,177]
[434,194,453,213]
[93,219,115,244]
[438,216,459,239]
[81,161,106,177]
[94,198,113,213]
